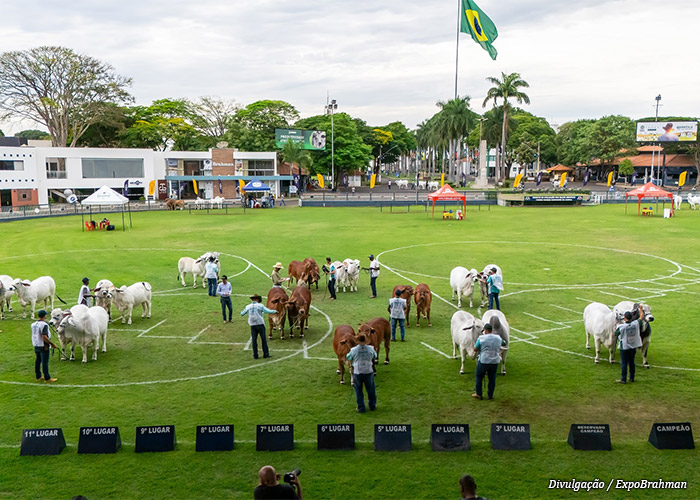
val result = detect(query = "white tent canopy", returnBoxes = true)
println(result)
[81,185,129,205]
[80,185,132,232]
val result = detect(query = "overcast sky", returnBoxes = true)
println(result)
[1,0,699,135]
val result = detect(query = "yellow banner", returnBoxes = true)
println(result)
[607,171,613,187]
[513,173,523,188]
[148,180,155,196]
[370,174,376,189]
[193,179,198,195]
[559,172,567,187]
[440,173,445,187]
[238,179,245,192]
[317,174,325,189]
[679,171,687,187]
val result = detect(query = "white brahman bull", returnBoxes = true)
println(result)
[11,276,57,319]
[93,279,115,317]
[482,309,510,375]
[450,266,478,308]
[673,194,682,210]
[477,264,503,307]
[112,281,152,324]
[688,194,700,210]
[428,181,440,191]
[177,251,220,288]
[0,280,7,320]
[450,310,484,375]
[613,301,655,368]
[212,196,225,208]
[332,260,346,292]
[396,180,409,189]
[583,302,623,364]
[0,274,15,314]
[340,258,360,292]
[50,305,109,363]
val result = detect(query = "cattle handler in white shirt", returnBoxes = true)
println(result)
[78,277,94,306]
[240,294,276,359]
[217,275,233,323]
[472,323,506,400]
[616,306,645,384]
[31,310,58,383]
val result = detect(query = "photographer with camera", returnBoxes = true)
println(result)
[254,466,302,500]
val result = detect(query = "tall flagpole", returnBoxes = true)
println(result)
[455,0,461,98]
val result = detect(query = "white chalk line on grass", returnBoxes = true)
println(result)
[420,342,452,359]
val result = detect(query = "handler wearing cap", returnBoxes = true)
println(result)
[472,323,505,400]
[31,310,58,383]
[78,277,93,306]
[271,262,288,288]
[346,333,378,413]
[240,294,276,359]
[615,306,645,384]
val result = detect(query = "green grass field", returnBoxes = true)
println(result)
[1,204,699,500]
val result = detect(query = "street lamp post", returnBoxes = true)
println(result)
[325,98,338,190]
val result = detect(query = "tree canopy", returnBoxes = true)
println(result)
[0,46,132,147]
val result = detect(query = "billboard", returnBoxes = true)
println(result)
[636,121,698,142]
[275,128,326,150]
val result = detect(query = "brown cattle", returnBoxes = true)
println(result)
[357,317,391,372]
[414,283,432,327]
[285,285,311,336]
[332,324,357,384]
[266,287,289,340]
[287,260,308,289]
[303,258,321,290]
[392,285,414,328]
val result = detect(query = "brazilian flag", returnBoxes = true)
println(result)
[460,0,498,60]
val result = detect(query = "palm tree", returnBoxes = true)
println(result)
[434,96,476,181]
[281,139,312,176]
[483,72,530,181]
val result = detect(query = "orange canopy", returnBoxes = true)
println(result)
[624,182,674,215]
[427,184,466,219]
[546,164,574,172]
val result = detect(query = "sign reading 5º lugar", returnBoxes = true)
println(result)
[275,128,327,150]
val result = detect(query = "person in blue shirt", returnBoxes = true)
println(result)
[240,294,276,359]
[324,257,337,300]
[472,323,506,400]
[480,268,503,311]
[216,275,232,323]
[346,334,378,413]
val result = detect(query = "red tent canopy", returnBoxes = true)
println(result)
[427,184,466,218]
[624,182,674,215]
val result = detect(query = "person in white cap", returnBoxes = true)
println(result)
[271,262,288,288]
[362,255,380,298]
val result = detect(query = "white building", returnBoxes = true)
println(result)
[0,145,287,208]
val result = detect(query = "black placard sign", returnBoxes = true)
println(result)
[317,424,355,450]
[257,424,294,451]
[568,424,611,451]
[431,424,470,451]
[78,426,121,454]
[649,422,695,450]
[135,425,176,453]
[196,425,234,452]
[374,424,412,451]
[490,423,531,450]
[20,428,66,456]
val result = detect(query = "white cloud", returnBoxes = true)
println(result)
[1,0,699,136]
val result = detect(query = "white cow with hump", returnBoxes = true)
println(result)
[11,276,56,319]
[450,310,485,375]
[0,275,15,314]
[688,194,700,210]
[482,309,510,375]
[49,305,109,363]
[93,279,115,317]
[340,258,360,292]
[177,251,220,288]
[450,266,478,308]
[583,302,623,364]
[112,281,152,324]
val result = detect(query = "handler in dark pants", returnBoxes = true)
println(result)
[616,307,644,384]
[240,294,276,359]
[324,257,337,300]
[472,323,506,400]
[346,334,378,413]
[31,310,58,383]
[217,275,232,323]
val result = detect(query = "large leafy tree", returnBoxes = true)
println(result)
[434,96,477,181]
[295,112,371,180]
[76,103,132,147]
[483,72,530,180]
[556,119,596,166]
[188,96,239,147]
[15,129,51,140]
[120,99,208,151]
[587,115,636,168]
[0,46,132,147]
[507,111,558,168]
[229,100,299,151]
